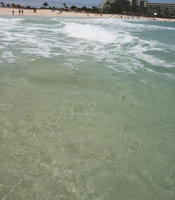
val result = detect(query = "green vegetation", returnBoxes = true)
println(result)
[43,2,49,9]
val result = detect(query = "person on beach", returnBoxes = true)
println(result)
[18,9,21,15]
[22,9,24,15]
[12,10,14,15]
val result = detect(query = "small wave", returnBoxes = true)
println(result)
[62,23,117,44]
[0,16,174,77]
[1,51,16,63]
[0,17,24,26]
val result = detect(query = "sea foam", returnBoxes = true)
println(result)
[0,17,174,76]
[62,23,117,44]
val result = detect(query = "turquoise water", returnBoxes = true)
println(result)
[0,17,175,200]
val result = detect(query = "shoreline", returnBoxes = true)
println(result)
[0,8,175,22]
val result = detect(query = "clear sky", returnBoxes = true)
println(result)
[2,0,175,8]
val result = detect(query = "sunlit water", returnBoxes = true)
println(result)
[0,16,175,200]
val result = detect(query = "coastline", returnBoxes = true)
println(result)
[0,8,175,22]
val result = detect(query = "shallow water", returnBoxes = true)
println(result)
[0,16,175,200]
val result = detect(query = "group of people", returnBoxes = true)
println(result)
[12,9,24,15]
[11,8,37,15]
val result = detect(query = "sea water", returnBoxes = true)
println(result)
[0,16,175,200]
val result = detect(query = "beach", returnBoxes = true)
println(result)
[0,7,175,22]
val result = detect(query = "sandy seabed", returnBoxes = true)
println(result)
[0,8,175,22]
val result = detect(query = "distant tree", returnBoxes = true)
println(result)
[11,3,16,8]
[63,3,69,10]
[81,6,88,11]
[43,2,49,8]
[70,5,77,10]
[91,6,98,11]
[63,3,68,9]
[16,4,21,8]
[92,6,97,10]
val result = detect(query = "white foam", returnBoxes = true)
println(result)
[113,20,175,31]
[128,40,175,68]
[0,16,174,76]
[1,51,16,63]
[62,23,117,44]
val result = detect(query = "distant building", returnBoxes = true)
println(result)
[132,0,140,7]
[140,0,148,8]
[99,0,131,13]
[99,0,175,17]
[146,2,175,17]
[99,0,114,11]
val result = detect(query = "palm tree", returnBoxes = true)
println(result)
[63,3,66,8]
[63,3,69,10]
[43,2,49,9]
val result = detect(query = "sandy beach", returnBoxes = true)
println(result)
[0,7,175,22]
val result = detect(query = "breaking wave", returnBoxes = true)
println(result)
[62,23,117,44]
[0,16,174,76]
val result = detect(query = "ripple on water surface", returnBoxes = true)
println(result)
[0,16,175,200]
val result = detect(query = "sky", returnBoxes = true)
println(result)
[2,0,175,8]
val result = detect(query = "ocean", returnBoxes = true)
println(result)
[0,16,175,200]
